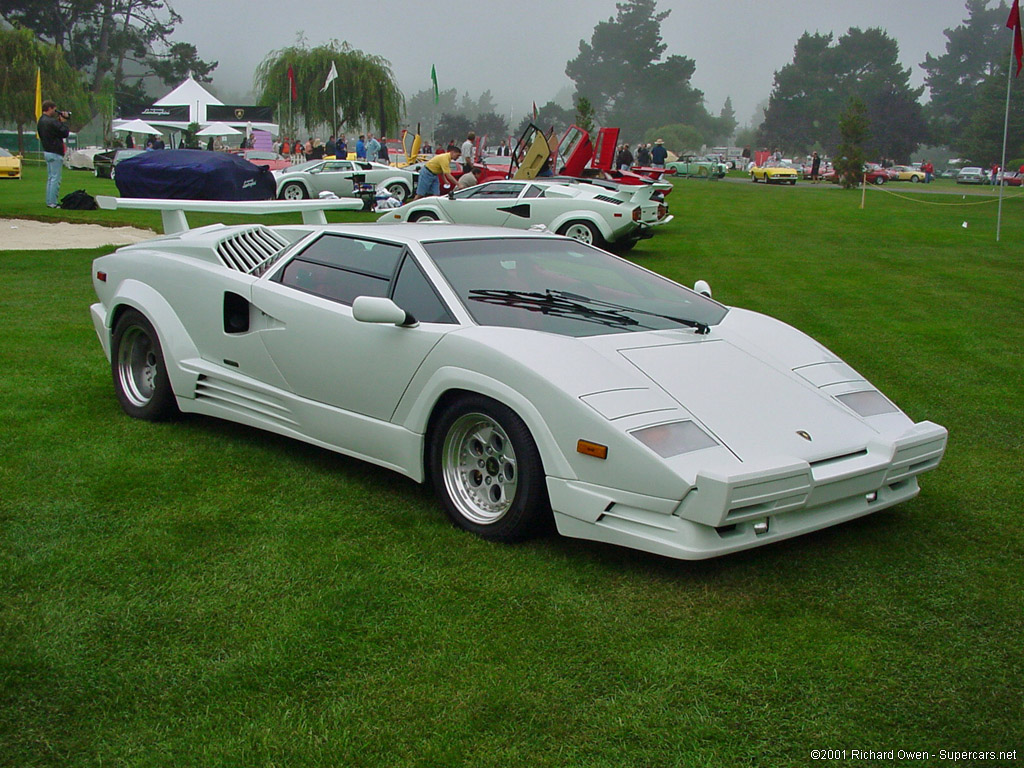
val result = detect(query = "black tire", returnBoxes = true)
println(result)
[386,182,409,203]
[428,394,550,542]
[911,176,920,183]
[608,238,637,253]
[874,176,885,185]
[409,210,439,222]
[557,219,605,248]
[111,309,178,421]
[279,181,308,200]
[750,173,757,182]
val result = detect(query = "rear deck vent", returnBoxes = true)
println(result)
[594,194,624,205]
[216,226,290,276]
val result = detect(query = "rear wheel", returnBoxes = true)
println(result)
[279,181,308,200]
[386,182,409,203]
[111,309,178,421]
[429,395,549,542]
[911,176,921,183]
[558,220,605,248]
[409,210,439,222]
[874,176,885,185]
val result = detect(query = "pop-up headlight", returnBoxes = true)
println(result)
[631,420,718,458]
[836,390,898,417]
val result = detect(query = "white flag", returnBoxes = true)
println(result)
[321,61,338,92]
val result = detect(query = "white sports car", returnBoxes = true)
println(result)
[274,159,417,203]
[90,218,946,560]
[379,178,672,251]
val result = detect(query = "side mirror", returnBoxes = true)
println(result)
[352,296,417,327]
[693,280,712,299]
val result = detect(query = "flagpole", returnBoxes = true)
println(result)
[997,42,1014,242]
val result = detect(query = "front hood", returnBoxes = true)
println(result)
[613,337,879,463]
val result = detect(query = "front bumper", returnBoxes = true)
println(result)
[548,420,947,560]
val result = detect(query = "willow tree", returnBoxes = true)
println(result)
[0,27,89,154]
[254,41,403,138]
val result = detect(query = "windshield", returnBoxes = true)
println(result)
[423,238,727,338]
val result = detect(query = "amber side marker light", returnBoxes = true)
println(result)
[96,271,107,282]
[577,440,608,460]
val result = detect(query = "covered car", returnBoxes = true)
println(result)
[90,220,946,561]
[114,149,276,200]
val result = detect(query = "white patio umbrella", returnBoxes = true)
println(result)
[113,118,163,135]
[196,122,241,136]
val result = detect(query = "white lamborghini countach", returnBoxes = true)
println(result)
[90,219,946,560]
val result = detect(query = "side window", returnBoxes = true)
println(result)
[391,256,455,324]
[524,185,545,198]
[277,234,403,305]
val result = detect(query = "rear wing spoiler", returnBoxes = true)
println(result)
[96,196,364,235]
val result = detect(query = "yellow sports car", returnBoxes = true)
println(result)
[750,160,798,185]
[892,165,926,182]
[0,148,22,179]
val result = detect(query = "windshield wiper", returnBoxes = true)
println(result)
[466,289,711,334]
[468,289,653,330]
[544,289,711,334]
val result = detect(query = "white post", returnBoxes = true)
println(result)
[997,42,1015,242]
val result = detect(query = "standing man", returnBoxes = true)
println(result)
[356,135,366,160]
[413,146,460,199]
[37,101,70,208]
[810,151,821,183]
[366,133,380,162]
[461,131,475,169]
[650,138,667,169]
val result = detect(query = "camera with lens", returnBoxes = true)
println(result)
[58,110,72,119]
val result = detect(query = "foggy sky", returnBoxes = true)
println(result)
[169,0,978,129]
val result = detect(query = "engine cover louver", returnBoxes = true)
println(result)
[215,226,290,276]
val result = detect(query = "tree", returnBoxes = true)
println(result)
[716,97,737,143]
[434,113,472,146]
[514,101,574,137]
[921,0,1012,147]
[834,97,870,188]
[3,0,216,96]
[574,95,596,134]
[254,40,402,138]
[959,66,1024,164]
[474,111,510,141]
[643,124,705,155]
[760,28,926,160]
[566,0,714,139]
[0,27,90,153]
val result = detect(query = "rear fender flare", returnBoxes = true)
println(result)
[104,279,199,398]
[548,211,616,241]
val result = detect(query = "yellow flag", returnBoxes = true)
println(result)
[34,68,42,121]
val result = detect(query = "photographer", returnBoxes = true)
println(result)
[37,101,71,208]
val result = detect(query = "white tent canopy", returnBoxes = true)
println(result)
[196,121,241,136]
[112,76,278,134]
[113,119,163,135]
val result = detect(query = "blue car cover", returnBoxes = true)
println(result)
[114,149,276,200]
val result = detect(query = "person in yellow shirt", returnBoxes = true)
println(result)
[414,147,461,199]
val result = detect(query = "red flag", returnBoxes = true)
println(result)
[287,65,297,100]
[1008,0,1023,77]
[532,101,538,120]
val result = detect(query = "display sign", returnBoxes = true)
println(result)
[207,105,274,123]
[122,105,191,121]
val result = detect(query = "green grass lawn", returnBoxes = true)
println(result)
[1,164,1022,767]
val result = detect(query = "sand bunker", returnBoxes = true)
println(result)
[1,218,157,251]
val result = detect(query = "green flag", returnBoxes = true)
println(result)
[431,65,439,105]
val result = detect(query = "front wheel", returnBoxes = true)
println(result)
[429,395,550,542]
[750,173,757,182]
[874,176,885,185]
[279,181,308,200]
[557,220,605,248]
[111,309,178,421]
[911,176,921,183]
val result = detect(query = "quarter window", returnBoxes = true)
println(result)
[277,234,402,305]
